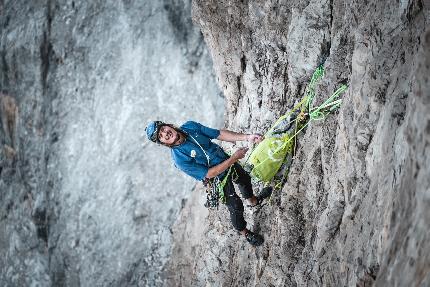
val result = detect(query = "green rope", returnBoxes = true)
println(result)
[246,80,347,177]
[244,66,325,169]
[305,65,325,112]
[217,158,240,204]
[271,85,347,190]
[217,166,232,203]
[257,84,346,167]
[264,65,325,137]
[244,67,325,166]
[309,85,347,121]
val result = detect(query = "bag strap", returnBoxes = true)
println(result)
[189,133,232,201]
[188,134,210,166]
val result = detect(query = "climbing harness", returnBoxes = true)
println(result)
[202,167,236,209]
[245,65,348,189]
[189,134,234,209]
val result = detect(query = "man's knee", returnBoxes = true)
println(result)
[233,164,252,185]
[228,206,246,231]
[226,197,244,213]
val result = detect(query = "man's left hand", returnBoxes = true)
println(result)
[247,134,264,143]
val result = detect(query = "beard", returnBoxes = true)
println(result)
[172,132,181,145]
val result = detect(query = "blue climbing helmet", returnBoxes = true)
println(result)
[145,120,165,143]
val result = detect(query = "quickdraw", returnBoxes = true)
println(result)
[203,165,238,209]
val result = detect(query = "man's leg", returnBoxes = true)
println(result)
[223,175,265,246]
[232,163,273,206]
[231,163,258,206]
[223,178,247,232]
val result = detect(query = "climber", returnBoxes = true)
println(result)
[145,120,273,246]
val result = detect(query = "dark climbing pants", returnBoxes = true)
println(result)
[222,163,254,232]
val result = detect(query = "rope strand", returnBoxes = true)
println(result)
[245,65,348,184]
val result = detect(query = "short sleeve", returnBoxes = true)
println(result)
[175,160,208,181]
[183,120,220,139]
[200,123,220,139]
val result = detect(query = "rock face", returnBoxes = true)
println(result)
[167,0,430,286]
[0,1,223,286]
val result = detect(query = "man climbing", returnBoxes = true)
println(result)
[145,120,272,246]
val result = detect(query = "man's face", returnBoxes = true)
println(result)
[158,125,179,145]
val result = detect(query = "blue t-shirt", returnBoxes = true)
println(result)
[171,121,229,181]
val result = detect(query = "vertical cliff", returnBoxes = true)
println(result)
[0,1,222,286]
[167,0,430,286]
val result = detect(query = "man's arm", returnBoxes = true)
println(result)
[205,147,248,178]
[217,129,263,143]
[217,129,248,143]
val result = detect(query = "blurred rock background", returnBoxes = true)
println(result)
[0,0,222,286]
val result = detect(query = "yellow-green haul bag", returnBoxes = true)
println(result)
[248,133,294,182]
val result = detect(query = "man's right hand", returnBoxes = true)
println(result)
[232,147,249,160]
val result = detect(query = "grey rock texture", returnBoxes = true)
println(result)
[167,0,430,286]
[0,1,223,286]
